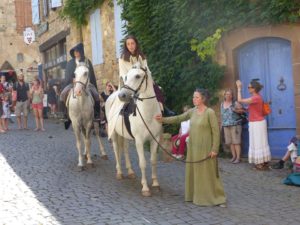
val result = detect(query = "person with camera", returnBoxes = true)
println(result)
[220,89,244,164]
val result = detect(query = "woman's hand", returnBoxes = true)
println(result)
[236,80,242,89]
[208,151,218,158]
[154,114,163,123]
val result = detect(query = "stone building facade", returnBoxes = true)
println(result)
[0,0,40,83]
[36,0,122,92]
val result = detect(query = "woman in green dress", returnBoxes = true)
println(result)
[155,88,226,207]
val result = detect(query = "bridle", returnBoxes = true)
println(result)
[121,67,156,101]
[73,66,90,97]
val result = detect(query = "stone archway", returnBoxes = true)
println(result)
[0,61,17,82]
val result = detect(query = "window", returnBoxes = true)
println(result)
[32,0,40,25]
[90,9,104,65]
[114,0,126,58]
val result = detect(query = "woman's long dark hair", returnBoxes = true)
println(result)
[121,35,146,62]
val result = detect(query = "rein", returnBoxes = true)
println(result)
[135,105,214,165]
[72,75,89,98]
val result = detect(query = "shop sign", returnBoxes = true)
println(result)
[23,27,35,45]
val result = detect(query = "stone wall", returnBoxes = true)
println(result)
[82,1,119,92]
[38,0,120,92]
[0,0,40,82]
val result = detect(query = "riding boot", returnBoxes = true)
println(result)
[61,101,72,130]
[94,101,101,121]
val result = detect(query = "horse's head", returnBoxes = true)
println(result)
[118,63,149,103]
[74,63,89,96]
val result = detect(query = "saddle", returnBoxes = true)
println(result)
[120,100,136,139]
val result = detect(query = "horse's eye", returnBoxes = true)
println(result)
[135,75,141,79]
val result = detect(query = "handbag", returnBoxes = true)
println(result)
[262,102,271,116]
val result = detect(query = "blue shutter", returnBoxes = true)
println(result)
[43,0,48,17]
[114,0,125,58]
[32,0,40,25]
[90,9,104,65]
[51,0,62,8]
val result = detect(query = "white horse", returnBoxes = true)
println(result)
[105,62,163,196]
[67,63,108,170]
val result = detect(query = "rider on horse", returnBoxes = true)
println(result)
[60,43,101,129]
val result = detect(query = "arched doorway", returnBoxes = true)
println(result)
[0,61,17,82]
[237,37,296,158]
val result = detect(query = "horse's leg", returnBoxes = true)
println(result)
[121,139,135,179]
[84,126,93,167]
[112,134,123,179]
[93,121,108,160]
[73,126,84,169]
[135,140,151,197]
[150,139,160,190]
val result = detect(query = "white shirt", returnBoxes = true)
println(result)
[180,120,190,135]
[287,142,298,163]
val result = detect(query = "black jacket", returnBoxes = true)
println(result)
[63,43,98,90]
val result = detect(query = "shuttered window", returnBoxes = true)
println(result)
[90,9,104,65]
[32,0,40,25]
[113,0,125,58]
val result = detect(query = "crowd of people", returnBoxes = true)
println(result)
[1,34,298,207]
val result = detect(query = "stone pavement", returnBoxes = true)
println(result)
[0,115,299,225]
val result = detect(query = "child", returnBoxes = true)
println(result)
[272,136,298,169]
[1,93,11,131]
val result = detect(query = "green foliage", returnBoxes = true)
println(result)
[118,0,300,114]
[191,29,224,61]
[60,0,108,27]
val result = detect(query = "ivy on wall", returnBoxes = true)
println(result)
[118,0,300,113]
[60,0,109,27]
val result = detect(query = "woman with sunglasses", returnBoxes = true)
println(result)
[236,79,271,170]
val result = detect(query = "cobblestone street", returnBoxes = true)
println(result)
[0,116,299,225]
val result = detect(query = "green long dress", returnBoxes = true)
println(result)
[163,107,226,206]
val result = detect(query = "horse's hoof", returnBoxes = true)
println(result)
[116,174,124,180]
[86,163,95,169]
[152,185,161,192]
[141,190,152,197]
[127,173,136,179]
[101,155,109,160]
[76,166,84,172]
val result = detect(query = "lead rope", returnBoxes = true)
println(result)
[135,105,216,165]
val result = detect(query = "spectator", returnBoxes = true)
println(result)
[100,81,116,135]
[236,79,271,170]
[272,136,298,169]
[13,73,30,130]
[1,92,11,131]
[171,105,190,159]
[220,89,244,164]
[155,88,226,207]
[47,82,58,117]
[30,79,45,131]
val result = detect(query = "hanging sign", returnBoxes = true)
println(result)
[23,27,35,45]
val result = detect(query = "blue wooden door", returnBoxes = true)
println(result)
[237,37,296,158]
